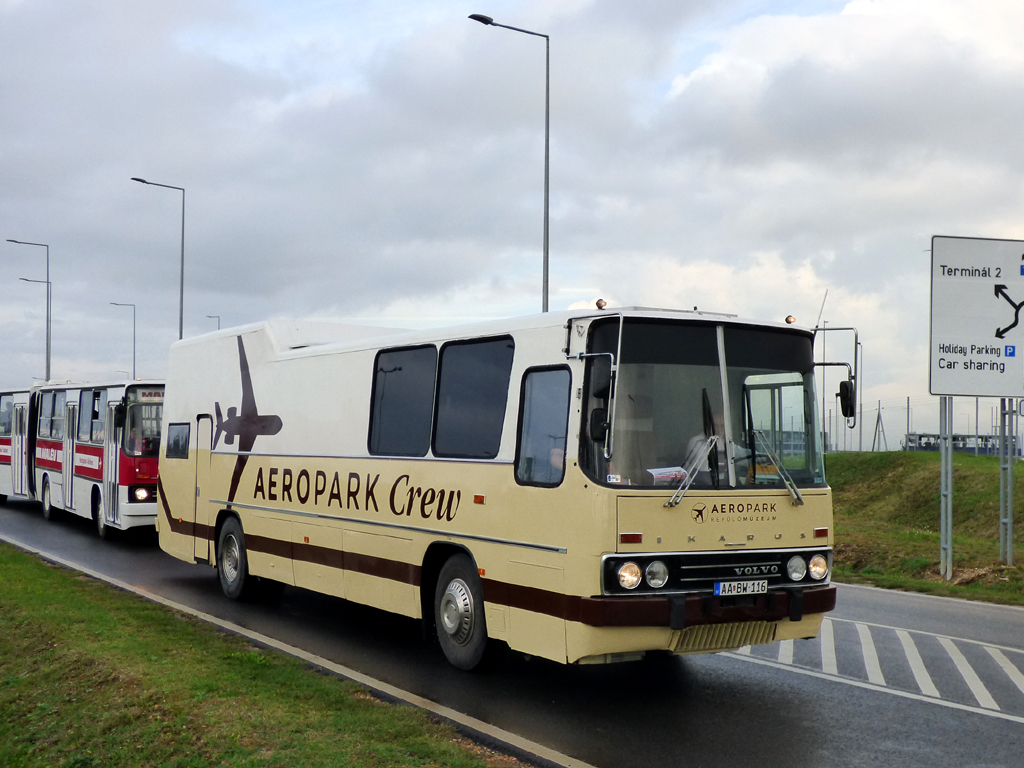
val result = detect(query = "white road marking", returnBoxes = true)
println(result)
[896,630,940,698]
[722,652,1024,726]
[829,616,1024,657]
[777,639,793,665]
[985,647,1024,697]
[939,638,999,711]
[736,645,752,655]
[820,618,838,675]
[856,623,886,686]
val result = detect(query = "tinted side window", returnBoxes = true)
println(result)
[166,423,190,459]
[51,391,67,440]
[516,368,571,486]
[78,390,93,441]
[38,392,53,439]
[92,390,108,443]
[368,346,437,457]
[0,395,13,437]
[434,337,515,459]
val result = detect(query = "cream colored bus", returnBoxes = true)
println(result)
[156,308,843,669]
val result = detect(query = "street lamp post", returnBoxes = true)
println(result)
[206,314,221,330]
[110,302,136,379]
[131,177,185,339]
[7,239,51,380]
[469,13,550,312]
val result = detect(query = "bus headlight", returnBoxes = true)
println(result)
[130,486,152,503]
[645,561,669,588]
[618,562,642,590]
[786,556,807,581]
[809,554,829,580]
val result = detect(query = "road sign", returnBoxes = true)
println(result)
[930,235,1024,397]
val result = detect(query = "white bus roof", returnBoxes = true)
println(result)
[170,307,813,360]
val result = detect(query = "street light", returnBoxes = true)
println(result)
[206,314,221,330]
[469,13,550,312]
[131,177,185,339]
[7,239,51,380]
[110,302,136,379]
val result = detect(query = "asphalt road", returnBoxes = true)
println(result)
[2,497,1023,768]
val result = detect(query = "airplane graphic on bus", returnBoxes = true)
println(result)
[216,335,282,501]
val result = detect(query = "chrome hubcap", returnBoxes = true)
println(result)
[440,578,474,646]
[223,534,240,583]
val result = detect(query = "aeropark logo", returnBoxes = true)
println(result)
[733,565,779,576]
[691,500,778,525]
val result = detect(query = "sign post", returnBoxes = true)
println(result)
[930,235,1024,572]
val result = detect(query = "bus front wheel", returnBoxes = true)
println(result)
[93,491,109,540]
[217,517,252,600]
[434,554,500,671]
[41,478,56,521]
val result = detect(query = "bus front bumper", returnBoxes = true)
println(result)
[575,584,836,629]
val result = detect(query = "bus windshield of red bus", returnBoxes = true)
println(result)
[581,318,825,490]
[123,403,162,457]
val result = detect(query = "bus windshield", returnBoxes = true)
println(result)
[581,319,824,490]
[123,403,163,457]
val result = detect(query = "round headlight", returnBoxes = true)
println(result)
[645,560,669,588]
[133,487,150,502]
[809,554,829,580]
[618,562,642,590]
[786,555,807,581]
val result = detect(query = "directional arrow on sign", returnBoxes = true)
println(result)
[995,284,1019,337]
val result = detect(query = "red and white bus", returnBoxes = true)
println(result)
[0,380,164,537]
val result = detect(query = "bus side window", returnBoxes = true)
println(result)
[515,367,571,487]
[433,336,515,460]
[78,390,93,441]
[91,390,107,443]
[0,395,13,437]
[166,423,190,459]
[368,345,437,457]
[51,391,66,440]
[38,392,53,439]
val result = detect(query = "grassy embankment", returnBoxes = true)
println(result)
[828,450,1024,604]
[0,542,521,768]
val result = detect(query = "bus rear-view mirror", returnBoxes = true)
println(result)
[839,379,856,419]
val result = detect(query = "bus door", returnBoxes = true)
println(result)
[62,401,77,512]
[103,401,121,528]
[11,404,27,496]
[193,416,213,562]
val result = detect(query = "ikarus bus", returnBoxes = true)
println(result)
[1,380,165,537]
[156,308,852,669]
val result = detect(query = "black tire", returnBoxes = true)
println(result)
[94,492,110,540]
[41,477,57,521]
[217,516,252,600]
[0,493,7,506]
[434,553,502,671]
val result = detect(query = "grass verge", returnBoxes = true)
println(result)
[0,542,524,768]
[827,451,1024,605]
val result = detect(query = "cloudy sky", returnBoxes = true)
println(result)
[3,0,1023,440]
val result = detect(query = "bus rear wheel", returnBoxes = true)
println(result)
[434,554,502,671]
[218,517,252,600]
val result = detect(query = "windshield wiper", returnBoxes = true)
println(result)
[752,430,804,506]
[664,435,719,508]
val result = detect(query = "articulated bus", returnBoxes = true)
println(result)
[157,308,844,669]
[0,380,164,537]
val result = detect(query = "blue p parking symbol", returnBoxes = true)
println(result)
[1007,345,1016,357]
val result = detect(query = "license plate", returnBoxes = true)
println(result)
[714,579,768,596]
